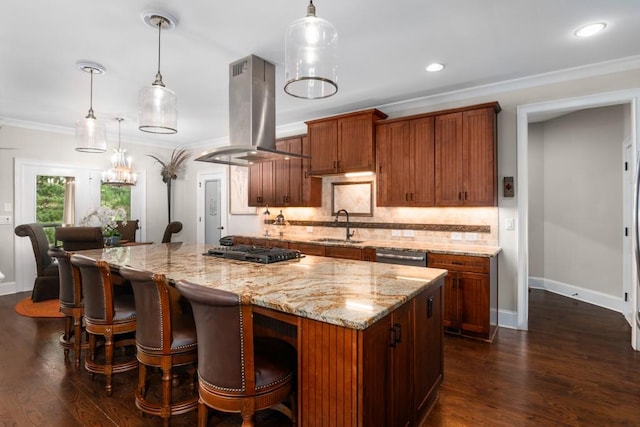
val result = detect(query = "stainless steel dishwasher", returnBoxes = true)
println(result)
[375,248,428,267]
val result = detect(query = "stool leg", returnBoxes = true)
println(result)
[63,315,72,357]
[73,314,82,369]
[161,361,172,427]
[104,331,114,396]
[197,400,208,427]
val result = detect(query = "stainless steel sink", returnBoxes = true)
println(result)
[311,238,363,244]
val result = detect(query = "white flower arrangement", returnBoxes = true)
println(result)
[80,206,127,237]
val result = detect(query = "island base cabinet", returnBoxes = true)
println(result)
[297,279,444,426]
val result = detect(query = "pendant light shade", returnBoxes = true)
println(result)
[75,62,107,153]
[284,1,338,99]
[139,11,177,134]
[102,118,137,187]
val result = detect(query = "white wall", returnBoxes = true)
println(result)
[528,106,624,299]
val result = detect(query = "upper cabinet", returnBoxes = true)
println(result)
[376,117,435,207]
[307,109,388,175]
[249,135,321,208]
[376,102,500,208]
[435,104,499,207]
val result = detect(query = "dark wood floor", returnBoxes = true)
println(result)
[0,289,638,426]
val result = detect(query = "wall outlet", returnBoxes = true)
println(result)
[391,230,402,237]
[0,215,12,225]
[451,232,463,241]
[465,232,478,241]
[403,230,415,237]
[306,226,314,233]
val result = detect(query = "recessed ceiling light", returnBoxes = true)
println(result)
[426,63,445,72]
[575,22,606,38]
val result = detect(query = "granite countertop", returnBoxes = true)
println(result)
[75,242,447,330]
[243,234,502,257]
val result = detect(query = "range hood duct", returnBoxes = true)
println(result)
[195,54,309,167]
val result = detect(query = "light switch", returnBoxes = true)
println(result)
[465,232,478,241]
[391,230,402,237]
[403,230,415,237]
[506,218,515,230]
[451,232,463,241]
[306,226,314,233]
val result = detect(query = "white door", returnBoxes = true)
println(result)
[205,179,223,244]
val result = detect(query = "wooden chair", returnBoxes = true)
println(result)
[120,266,198,426]
[55,226,104,251]
[116,220,139,242]
[14,223,59,301]
[161,221,183,243]
[70,254,137,396]
[48,247,87,369]
[175,280,297,427]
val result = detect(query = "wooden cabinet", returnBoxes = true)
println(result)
[288,242,325,256]
[435,104,499,206]
[428,253,498,341]
[324,245,362,260]
[376,117,435,207]
[248,161,274,207]
[274,137,303,206]
[301,136,322,207]
[361,280,444,426]
[307,109,387,175]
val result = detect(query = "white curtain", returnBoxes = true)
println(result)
[63,177,75,225]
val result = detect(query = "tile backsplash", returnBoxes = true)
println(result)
[265,176,499,246]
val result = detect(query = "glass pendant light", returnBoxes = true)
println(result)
[139,11,177,134]
[284,0,338,99]
[102,118,137,187]
[75,62,107,153]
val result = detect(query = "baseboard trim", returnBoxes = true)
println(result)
[497,309,518,330]
[0,281,17,297]
[528,276,623,313]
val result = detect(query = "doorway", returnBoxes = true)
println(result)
[196,171,227,244]
[516,89,640,350]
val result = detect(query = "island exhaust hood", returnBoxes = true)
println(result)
[195,54,309,167]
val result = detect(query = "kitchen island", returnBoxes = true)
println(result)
[77,242,447,426]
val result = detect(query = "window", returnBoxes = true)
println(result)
[101,185,131,218]
[36,175,74,243]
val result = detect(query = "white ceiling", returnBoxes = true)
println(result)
[2,1,640,148]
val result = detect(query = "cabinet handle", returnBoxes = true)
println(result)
[333,161,337,169]
[451,261,463,265]
[405,193,409,202]
[410,193,414,201]
[394,323,401,344]
[304,170,308,178]
[464,191,468,200]
[389,326,397,347]
[458,191,462,200]
[427,296,433,319]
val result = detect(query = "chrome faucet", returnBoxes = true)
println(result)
[334,209,355,241]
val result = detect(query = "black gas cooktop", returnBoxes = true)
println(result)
[205,245,303,264]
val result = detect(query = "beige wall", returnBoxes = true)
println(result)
[528,106,624,297]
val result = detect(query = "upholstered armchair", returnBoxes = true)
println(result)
[14,223,59,301]
[116,219,139,242]
[161,221,183,243]
[55,226,103,251]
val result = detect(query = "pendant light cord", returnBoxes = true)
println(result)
[152,17,165,86]
[86,69,95,119]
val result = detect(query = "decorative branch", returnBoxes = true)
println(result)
[148,147,191,222]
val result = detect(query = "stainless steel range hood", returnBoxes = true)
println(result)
[195,54,309,167]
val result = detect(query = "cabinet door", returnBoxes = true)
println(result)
[309,120,338,174]
[389,300,413,427]
[286,137,303,206]
[376,121,412,206]
[435,112,464,206]
[301,136,322,207]
[410,117,436,206]
[273,140,290,206]
[289,242,325,256]
[248,162,272,207]
[442,274,458,329]
[338,113,376,173]
[463,107,496,206]
[458,271,490,335]
[414,284,443,415]
[324,246,362,260]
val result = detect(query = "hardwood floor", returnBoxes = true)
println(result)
[0,288,638,426]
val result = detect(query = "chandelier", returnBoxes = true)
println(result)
[102,118,137,187]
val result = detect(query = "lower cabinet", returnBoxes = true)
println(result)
[428,253,498,341]
[361,281,443,426]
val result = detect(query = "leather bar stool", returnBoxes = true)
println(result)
[70,254,137,396]
[120,266,198,426]
[48,247,87,369]
[175,280,297,427]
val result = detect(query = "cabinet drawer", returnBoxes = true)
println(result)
[324,246,362,260]
[289,242,325,256]
[428,253,489,273]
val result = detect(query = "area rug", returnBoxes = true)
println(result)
[14,297,64,318]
